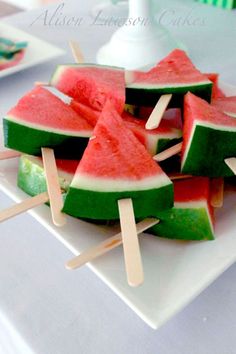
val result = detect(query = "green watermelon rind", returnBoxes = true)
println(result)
[17,155,71,197]
[3,118,90,159]
[63,184,173,220]
[148,205,214,241]
[181,124,236,177]
[125,82,212,107]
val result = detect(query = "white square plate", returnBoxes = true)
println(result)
[0,82,235,329]
[0,22,64,79]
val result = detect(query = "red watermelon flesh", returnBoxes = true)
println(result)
[212,96,236,117]
[205,73,226,99]
[129,49,210,86]
[70,100,182,154]
[77,102,166,181]
[7,86,93,132]
[51,64,125,114]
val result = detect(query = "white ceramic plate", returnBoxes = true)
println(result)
[0,22,64,79]
[0,82,235,329]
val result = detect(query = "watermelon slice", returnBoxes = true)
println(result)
[148,177,214,241]
[18,154,78,197]
[205,73,226,99]
[63,101,173,220]
[212,96,236,118]
[126,49,212,107]
[50,64,125,114]
[70,100,182,155]
[3,86,93,158]
[181,92,236,177]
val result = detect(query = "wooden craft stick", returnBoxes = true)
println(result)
[117,198,144,287]
[66,218,159,270]
[225,157,236,174]
[34,81,50,86]
[0,192,49,223]
[145,94,172,130]
[169,173,192,181]
[153,142,183,162]
[210,177,224,208]
[41,148,66,227]
[0,150,20,160]
[69,40,84,64]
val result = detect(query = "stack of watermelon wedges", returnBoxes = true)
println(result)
[3,48,236,242]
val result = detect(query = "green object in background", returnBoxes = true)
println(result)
[0,37,28,56]
[197,0,236,9]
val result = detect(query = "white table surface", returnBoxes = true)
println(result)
[0,1,236,353]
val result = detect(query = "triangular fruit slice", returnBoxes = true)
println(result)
[50,64,125,114]
[63,101,173,220]
[126,49,212,107]
[212,96,236,118]
[18,154,78,197]
[70,100,182,156]
[181,92,236,177]
[148,177,214,241]
[3,86,93,159]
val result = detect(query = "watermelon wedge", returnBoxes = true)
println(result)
[126,49,212,107]
[212,96,236,118]
[50,64,125,114]
[181,92,236,177]
[18,155,78,197]
[197,0,236,9]
[3,87,93,158]
[148,177,214,241]
[63,101,173,220]
[70,100,182,155]
[0,50,25,71]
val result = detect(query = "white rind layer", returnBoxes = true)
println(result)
[147,129,182,156]
[174,200,214,235]
[71,172,172,192]
[225,111,236,118]
[5,115,92,138]
[181,119,236,169]
[126,80,211,89]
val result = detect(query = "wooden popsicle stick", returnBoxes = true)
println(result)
[0,192,49,223]
[153,142,183,162]
[34,81,50,87]
[41,148,66,227]
[69,40,84,64]
[0,150,20,160]
[169,173,192,181]
[210,177,224,208]
[145,94,173,130]
[117,198,144,287]
[66,218,159,270]
[225,157,236,174]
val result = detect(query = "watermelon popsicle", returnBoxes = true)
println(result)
[125,49,213,108]
[181,92,236,177]
[149,177,215,241]
[3,86,93,159]
[63,100,173,286]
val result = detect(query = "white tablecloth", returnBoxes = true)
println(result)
[0,1,236,353]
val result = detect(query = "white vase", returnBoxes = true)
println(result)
[96,0,185,69]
